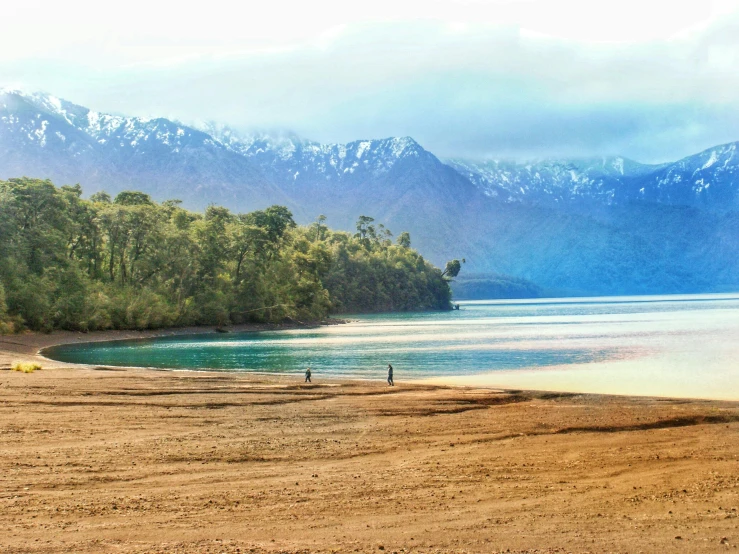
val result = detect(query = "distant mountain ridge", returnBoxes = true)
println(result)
[3,88,738,214]
[447,145,739,212]
[1,89,738,296]
[202,123,427,184]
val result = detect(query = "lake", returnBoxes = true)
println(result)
[44,293,739,399]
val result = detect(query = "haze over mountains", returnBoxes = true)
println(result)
[2,89,738,297]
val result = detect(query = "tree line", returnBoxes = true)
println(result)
[0,178,457,333]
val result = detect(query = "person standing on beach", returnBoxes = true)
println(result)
[387,364,394,386]
[305,367,312,383]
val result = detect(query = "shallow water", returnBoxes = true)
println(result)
[45,294,739,393]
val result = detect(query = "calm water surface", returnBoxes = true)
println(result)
[45,294,739,385]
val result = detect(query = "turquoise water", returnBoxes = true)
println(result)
[44,294,739,381]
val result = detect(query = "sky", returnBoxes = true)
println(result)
[1,0,738,162]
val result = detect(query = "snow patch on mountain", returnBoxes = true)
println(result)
[701,150,719,170]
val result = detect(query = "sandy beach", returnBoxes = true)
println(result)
[2,328,739,553]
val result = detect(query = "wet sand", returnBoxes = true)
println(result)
[2,329,739,553]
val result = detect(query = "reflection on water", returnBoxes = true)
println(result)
[44,294,739,386]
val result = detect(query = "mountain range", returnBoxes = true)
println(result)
[1,89,738,297]
[448,146,739,212]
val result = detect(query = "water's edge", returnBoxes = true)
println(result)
[37,294,739,401]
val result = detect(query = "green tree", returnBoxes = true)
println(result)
[89,191,112,204]
[196,205,233,284]
[355,215,375,241]
[441,259,465,280]
[114,191,154,206]
[311,214,328,242]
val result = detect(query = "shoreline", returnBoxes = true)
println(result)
[3,320,738,403]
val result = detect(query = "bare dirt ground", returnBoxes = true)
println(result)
[1,331,739,553]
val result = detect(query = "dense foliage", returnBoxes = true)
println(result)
[0,178,452,333]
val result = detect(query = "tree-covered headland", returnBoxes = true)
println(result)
[0,178,458,333]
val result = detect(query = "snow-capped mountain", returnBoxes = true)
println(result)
[4,88,738,214]
[201,123,439,188]
[1,88,223,156]
[637,143,739,210]
[447,144,739,211]
[1,89,738,296]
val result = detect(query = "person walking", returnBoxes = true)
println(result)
[305,367,312,383]
[387,364,394,386]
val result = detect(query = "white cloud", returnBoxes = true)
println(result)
[0,0,732,64]
[1,0,738,161]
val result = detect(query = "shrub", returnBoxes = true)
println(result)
[11,361,42,373]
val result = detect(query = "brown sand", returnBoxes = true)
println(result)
[2,329,739,553]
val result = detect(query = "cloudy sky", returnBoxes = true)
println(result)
[1,0,738,162]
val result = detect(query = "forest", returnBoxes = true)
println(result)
[0,178,456,333]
